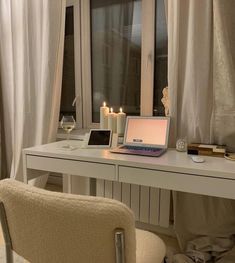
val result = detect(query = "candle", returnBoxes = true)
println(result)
[108,107,117,132]
[117,108,126,136]
[100,102,109,129]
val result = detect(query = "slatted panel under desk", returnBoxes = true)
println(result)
[96,179,171,227]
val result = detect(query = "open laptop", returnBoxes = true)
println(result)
[111,116,170,157]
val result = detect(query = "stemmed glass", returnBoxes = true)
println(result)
[60,115,76,149]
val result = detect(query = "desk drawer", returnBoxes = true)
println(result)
[119,166,235,199]
[26,155,116,180]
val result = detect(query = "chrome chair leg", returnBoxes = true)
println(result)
[0,202,13,263]
[115,228,125,263]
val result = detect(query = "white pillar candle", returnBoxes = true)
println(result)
[108,108,117,133]
[117,108,126,136]
[100,102,109,129]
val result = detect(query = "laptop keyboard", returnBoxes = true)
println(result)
[121,145,162,153]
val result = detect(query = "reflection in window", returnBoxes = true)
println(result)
[153,0,168,116]
[60,6,76,120]
[91,0,142,122]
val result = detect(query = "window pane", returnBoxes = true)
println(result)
[60,6,76,120]
[91,0,142,122]
[153,0,168,116]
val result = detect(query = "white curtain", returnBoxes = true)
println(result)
[168,0,213,146]
[0,0,66,184]
[168,0,235,250]
[213,0,235,152]
[0,70,7,180]
[91,0,135,112]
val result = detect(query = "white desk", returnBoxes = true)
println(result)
[23,140,235,200]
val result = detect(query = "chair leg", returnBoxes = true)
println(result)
[115,228,125,263]
[0,202,13,263]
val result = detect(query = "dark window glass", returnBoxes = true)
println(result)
[60,6,76,120]
[153,0,168,116]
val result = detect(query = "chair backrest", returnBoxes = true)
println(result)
[0,179,136,263]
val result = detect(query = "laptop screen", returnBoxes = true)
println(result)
[124,117,170,148]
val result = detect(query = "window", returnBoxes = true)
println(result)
[60,6,76,120]
[60,0,82,129]
[60,0,167,129]
[90,0,142,122]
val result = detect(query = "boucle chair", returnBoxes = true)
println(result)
[0,179,166,263]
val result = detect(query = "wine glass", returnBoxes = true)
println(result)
[60,115,75,149]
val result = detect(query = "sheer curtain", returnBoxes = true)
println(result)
[213,0,235,151]
[91,0,135,113]
[0,0,65,184]
[0,71,7,180]
[168,0,235,250]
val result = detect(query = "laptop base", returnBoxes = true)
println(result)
[110,145,166,157]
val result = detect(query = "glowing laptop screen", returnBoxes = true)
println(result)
[124,117,169,148]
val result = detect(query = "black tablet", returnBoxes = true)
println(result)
[87,129,112,148]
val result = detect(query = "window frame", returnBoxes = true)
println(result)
[62,0,157,130]
[60,0,83,129]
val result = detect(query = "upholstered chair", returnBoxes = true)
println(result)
[0,179,166,263]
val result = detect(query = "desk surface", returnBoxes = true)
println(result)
[24,140,235,181]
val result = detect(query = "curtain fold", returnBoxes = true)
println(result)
[168,0,213,146]
[168,0,235,251]
[213,0,235,152]
[0,69,8,180]
[0,0,66,184]
[91,0,135,110]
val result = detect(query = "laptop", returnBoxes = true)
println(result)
[110,116,170,157]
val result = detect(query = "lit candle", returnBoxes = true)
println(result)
[100,102,109,129]
[117,107,126,136]
[108,107,117,132]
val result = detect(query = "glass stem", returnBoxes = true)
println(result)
[66,131,70,146]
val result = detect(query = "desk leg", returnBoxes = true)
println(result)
[159,189,171,228]
[63,175,90,195]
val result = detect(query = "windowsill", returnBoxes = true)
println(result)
[57,128,90,140]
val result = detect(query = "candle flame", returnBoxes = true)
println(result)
[103,102,106,107]
[110,107,113,113]
[120,107,123,113]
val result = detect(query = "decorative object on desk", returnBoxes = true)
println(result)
[176,138,187,152]
[224,153,235,161]
[191,155,205,163]
[187,143,226,157]
[108,107,117,133]
[60,115,76,149]
[117,107,126,136]
[161,87,170,116]
[100,101,109,129]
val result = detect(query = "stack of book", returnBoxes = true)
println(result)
[187,143,226,157]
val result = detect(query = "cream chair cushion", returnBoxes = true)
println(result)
[136,229,166,263]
